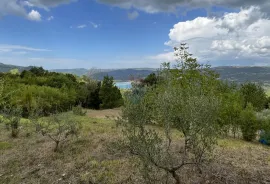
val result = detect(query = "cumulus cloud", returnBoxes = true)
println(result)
[97,0,270,14]
[28,10,41,21]
[154,6,270,66]
[128,11,139,20]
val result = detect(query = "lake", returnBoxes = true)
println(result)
[115,82,132,89]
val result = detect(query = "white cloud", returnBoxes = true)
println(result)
[90,22,99,28]
[147,52,174,62]
[77,24,87,29]
[0,44,50,53]
[28,10,41,21]
[47,16,54,21]
[151,6,270,66]
[128,11,139,20]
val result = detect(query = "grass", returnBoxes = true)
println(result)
[0,109,270,183]
[0,142,12,150]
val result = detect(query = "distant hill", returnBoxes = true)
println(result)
[214,66,270,84]
[90,66,270,83]
[1,62,270,84]
[90,68,156,81]
[50,68,89,76]
[0,63,31,73]
[51,68,115,76]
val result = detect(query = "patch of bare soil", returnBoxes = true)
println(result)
[87,108,121,119]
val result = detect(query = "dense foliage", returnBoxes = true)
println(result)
[99,75,123,109]
[0,67,123,117]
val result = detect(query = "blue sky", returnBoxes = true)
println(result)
[1,0,270,69]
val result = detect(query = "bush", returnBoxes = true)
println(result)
[2,107,22,138]
[72,105,87,116]
[240,103,258,141]
[99,76,123,109]
[39,114,82,152]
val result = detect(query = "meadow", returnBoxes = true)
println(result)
[0,109,270,184]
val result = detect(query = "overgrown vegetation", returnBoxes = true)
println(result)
[0,67,123,117]
[117,45,270,183]
[118,45,221,183]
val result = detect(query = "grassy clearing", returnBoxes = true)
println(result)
[0,109,270,183]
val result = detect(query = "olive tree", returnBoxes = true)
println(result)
[118,45,221,184]
[39,114,81,152]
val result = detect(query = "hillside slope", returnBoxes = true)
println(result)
[215,66,270,84]
[0,63,31,73]
[90,68,156,81]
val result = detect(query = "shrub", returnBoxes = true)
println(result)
[2,107,22,138]
[72,105,87,116]
[240,103,258,141]
[39,114,82,152]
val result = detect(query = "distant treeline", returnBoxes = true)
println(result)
[0,67,123,117]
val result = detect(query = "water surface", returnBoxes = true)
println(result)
[115,82,132,89]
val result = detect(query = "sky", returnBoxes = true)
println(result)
[1,0,270,69]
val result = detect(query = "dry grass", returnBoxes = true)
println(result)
[0,110,270,184]
[87,108,121,119]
